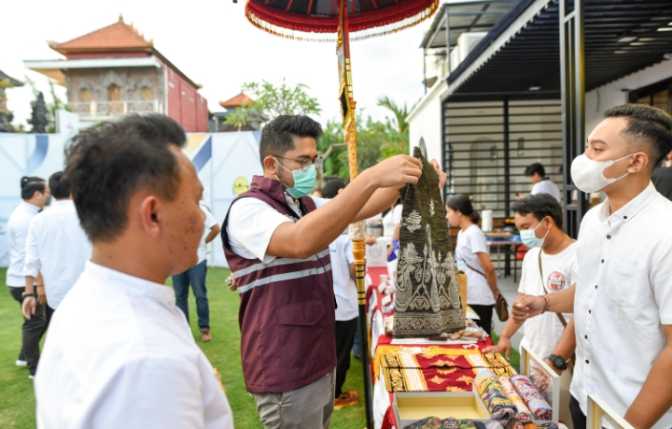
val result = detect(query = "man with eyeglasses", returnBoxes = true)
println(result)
[222,115,423,428]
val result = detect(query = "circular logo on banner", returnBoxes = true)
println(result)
[232,176,250,196]
[547,271,567,291]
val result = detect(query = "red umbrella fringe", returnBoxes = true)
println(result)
[246,0,438,42]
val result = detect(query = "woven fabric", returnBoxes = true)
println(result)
[510,375,553,421]
[394,148,464,337]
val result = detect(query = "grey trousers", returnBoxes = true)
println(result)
[253,370,336,429]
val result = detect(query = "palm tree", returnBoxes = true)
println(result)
[377,96,409,135]
[377,96,409,156]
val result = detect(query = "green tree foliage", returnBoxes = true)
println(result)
[224,80,321,130]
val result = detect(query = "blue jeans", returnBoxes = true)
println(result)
[172,260,210,330]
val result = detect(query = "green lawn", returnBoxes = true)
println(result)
[0,267,366,429]
[0,267,520,428]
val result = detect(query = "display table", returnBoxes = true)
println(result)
[365,266,518,429]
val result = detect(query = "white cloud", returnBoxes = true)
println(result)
[1,0,432,128]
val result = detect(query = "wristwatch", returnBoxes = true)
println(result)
[546,354,568,371]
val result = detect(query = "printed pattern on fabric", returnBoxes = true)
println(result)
[403,417,504,429]
[474,376,517,423]
[510,375,552,421]
[394,147,465,337]
[497,376,533,423]
[376,347,516,393]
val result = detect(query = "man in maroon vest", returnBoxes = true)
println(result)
[222,115,422,428]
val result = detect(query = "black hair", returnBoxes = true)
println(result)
[48,171,70,200]
[512,193,563,228]
[20,176,46,200]
[65,114,187,243]
[605,104,672,168]
[322,177,347,199]
[259,115,323,162]
[446,194,480,224]
[524,162,546,178]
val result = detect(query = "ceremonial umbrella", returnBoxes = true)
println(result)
[244,1,437,426]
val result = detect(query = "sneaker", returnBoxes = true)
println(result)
[200,329,212,343]
[15,360,27,368]
[334,390,359,410]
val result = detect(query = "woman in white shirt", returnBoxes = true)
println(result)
[446,195,501,335]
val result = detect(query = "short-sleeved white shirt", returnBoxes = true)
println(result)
[24,199,91,308]
[455,224,495,305]
[6,201,40,287]
[226,193,328,263]
[571,183,672,428]
[330,233,358,321]
[531,179,562,203]
[197,203,218,263]
[35,262,234,429]
[382,205,402,238]
[518,244,576,359]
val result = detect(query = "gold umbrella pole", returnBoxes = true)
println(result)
[337,1,373,427]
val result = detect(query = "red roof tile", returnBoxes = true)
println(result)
[49,16,153,55]
[220,92,254,109]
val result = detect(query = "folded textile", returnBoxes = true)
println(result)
[497,376,533,423]
[403,417,504,429]
[510,375,553,421]
[474,376,517,423]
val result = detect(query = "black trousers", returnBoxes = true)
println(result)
[570,395,587,429]
[470,304,494,336]
[334,318,358,397]
[8,287,53,375]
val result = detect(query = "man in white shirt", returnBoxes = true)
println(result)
[322,178,360,410]
[21,171,91,376]
[172,202,220,342]
[513,104,672,429]
[525,162,562,202]
[5,176,50,370]
[486,193,576,367]
[35,114,234,429]
[223,115,421,428]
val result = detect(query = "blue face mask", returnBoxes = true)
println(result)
[519,220,548,249]
[283,163,317,198]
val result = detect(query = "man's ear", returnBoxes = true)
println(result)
[138,196,161,237]
[628,151,650,174]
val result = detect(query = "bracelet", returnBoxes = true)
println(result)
[542,295,550,313]
[22,292,36,299]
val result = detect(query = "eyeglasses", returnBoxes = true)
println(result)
[274,155,317,169]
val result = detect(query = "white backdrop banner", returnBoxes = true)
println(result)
[0,131,261,268]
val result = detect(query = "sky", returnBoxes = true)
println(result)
[0,0,434,128]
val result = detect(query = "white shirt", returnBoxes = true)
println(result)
[455,224,495,305]
[24,199,91,309]
[330,232,358,321]
[226,194,327,263]
[382,205,402,238]
[6,201,41,287]
[35,262,234,429]
[518,244,576,359]
[571,183,672,429]
[531,179,562,203]
[198,203,218,263]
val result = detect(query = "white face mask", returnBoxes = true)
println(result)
[570,153,633,194]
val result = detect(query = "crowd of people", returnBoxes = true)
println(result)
[3,103,672,429]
